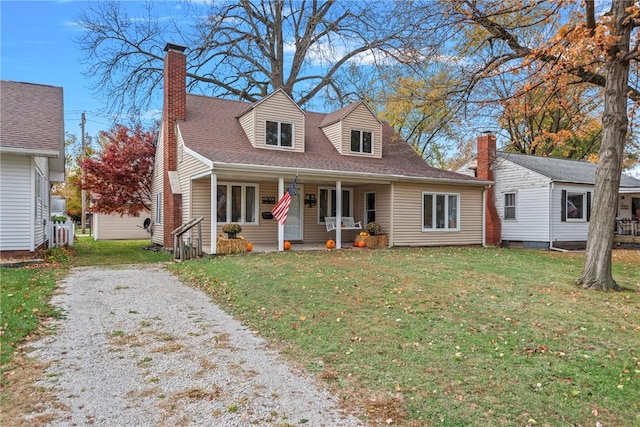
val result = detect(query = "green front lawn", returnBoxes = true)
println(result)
[170,247,640,426]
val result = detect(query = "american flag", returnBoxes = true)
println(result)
[272,176,297,225]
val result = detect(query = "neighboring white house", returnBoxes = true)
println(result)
[458,136,640,249]
[0,80,65,257]
[92,212,152,241]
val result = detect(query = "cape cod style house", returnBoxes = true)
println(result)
[0,80,65,257]
[151,44,493,254]
[459,134,640,249]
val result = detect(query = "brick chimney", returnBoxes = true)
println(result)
[162,43,187,248]
[477,133,502,246]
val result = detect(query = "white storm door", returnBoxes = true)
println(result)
[284,184,303,240]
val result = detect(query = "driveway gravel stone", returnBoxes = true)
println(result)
[29,264,363,426]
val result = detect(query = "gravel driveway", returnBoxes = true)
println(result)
[29,264,363,426]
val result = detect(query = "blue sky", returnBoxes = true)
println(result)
[1,1,163,140]
[2,1,639,178]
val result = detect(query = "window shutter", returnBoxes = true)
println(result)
[586,191,592,221]
[561,190,567,222]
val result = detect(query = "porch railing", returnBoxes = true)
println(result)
[48,220,75,248]
[171,217,204,261]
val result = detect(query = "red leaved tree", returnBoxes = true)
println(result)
[80,123,156,216]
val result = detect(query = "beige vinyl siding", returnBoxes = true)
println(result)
[238,110,255,146]
[300,183,356,243]
[340,104,382,159]
[178,146,210,224]
[253,91,305,152]
[391,182,483,246]
[93,213,150,240]
[321,121,342,153]
[192,177,211,249]
[354,184,391,233]
[151,130,165,246]
[0,154,33,250]
[233,181,279,244]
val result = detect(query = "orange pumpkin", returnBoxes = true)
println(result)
[284,240,291,250]
[246,242,253,252]
[326,239,336,249]
[356,240,366,248]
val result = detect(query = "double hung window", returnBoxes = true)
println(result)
[350,130,372,153]
[504,193,516,220]
[217,183,258,224]
[155,192,162,224]
[266,121,293,147]
[365,192,376,224]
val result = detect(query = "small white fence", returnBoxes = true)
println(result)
[48,220,75,248]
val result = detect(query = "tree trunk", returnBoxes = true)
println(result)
[576,1,632,291]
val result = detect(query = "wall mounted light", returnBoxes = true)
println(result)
[304,193,316,208]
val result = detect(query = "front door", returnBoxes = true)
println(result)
[284,184,303,241]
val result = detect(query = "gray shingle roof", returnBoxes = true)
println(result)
[497,151,640,188]
[179,94,487,184]
[0,80,64,154]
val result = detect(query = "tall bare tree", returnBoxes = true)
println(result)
[435,0,640,290]
[75,0,421,115]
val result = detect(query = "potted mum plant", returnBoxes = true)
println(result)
[365,222,382,236]
[222,223,242,239]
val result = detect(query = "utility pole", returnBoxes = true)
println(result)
[81,112,86,234]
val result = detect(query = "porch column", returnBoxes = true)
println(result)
[336,180,342,249]
[211,173,217,254]
[277,177,284,251]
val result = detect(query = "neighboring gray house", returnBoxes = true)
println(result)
[459,136,640,249]
[0,80,65,257]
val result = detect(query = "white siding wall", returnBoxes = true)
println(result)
[93,213,151,240]
[0,154,33,250]
[494,159,551,243]
[617,193,640,218]
[151,129,165,246]
[550,184,592,243]
[253,91,305,152]
[455,160,476,177]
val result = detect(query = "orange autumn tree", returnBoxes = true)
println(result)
[79,123,156,216]
[496,79,603,159]
[369,72,462,167]
[435,0,640,290]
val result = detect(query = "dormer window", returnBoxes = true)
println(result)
[266,120,293,147]
[350,130,372,154]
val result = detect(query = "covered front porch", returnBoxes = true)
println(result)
[189,167,390,255]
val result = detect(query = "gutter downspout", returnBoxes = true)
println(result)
[482,186,487,247]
